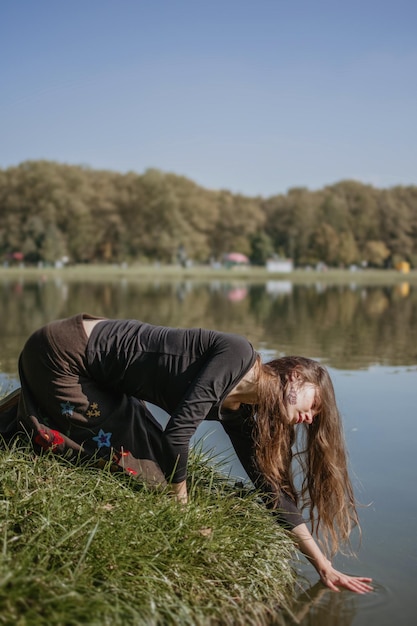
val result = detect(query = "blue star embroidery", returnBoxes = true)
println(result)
[60,401,75,417]
[92,429,112,449]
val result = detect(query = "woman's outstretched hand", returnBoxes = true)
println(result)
[319,564,373,594]
[292,523,373,594]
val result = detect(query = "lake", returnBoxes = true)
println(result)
[0,273,416,625]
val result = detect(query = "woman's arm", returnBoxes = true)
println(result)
[291,523,373,593]
[221,410,372,594]
[163,333,256,484]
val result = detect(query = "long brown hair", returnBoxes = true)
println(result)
[254,355,359,555]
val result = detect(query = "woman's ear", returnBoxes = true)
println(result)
[288,370,300,383]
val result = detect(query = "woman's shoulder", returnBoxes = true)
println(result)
[212,329,255,356]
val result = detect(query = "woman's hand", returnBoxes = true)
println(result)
[291,523,373,594]
[318,563,373,594]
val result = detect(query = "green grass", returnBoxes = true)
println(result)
[0,439,297,626]
[0,263,416,285]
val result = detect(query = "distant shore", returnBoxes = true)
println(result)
[0,263,416,284]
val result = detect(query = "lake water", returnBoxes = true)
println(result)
[0,274,416,625]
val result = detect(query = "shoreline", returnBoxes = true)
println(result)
[0,264,416,285]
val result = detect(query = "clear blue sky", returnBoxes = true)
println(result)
[1,0,416,196]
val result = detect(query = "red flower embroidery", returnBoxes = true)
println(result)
[35,428,65,451]
[112,450,138,476]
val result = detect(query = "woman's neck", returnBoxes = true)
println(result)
[222,361,260,409]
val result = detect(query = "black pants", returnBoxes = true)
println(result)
[17,313,166,485]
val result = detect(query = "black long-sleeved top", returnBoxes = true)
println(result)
[87,320,256,480]
[86,319,304,528]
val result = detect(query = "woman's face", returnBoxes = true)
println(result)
[285,381,318,425]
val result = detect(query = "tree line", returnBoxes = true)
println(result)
[0,160,416,267]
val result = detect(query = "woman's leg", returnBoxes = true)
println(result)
[18,316,166,485]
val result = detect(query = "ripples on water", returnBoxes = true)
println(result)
[278,579,390,626]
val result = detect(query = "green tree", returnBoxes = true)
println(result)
[210,192,264,259]
[0,161,416,267]
[338,229,359,266]
[312,223,340,266]
[249,231,275,265]
[364,240,391,267]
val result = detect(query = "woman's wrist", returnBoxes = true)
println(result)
[316,557,333,577]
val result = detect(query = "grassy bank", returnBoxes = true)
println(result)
[0,263,416,285]
[0,440,296,626]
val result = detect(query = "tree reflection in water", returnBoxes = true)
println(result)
[0,277,415,374]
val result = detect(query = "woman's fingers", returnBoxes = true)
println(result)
[321,570,373,594]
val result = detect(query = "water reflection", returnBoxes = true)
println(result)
[275,578,388,626]
[278,581,357,625]
[0,277,415,375]
[0,277,415,626]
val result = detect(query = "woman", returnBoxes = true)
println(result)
[14,313,371,594]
